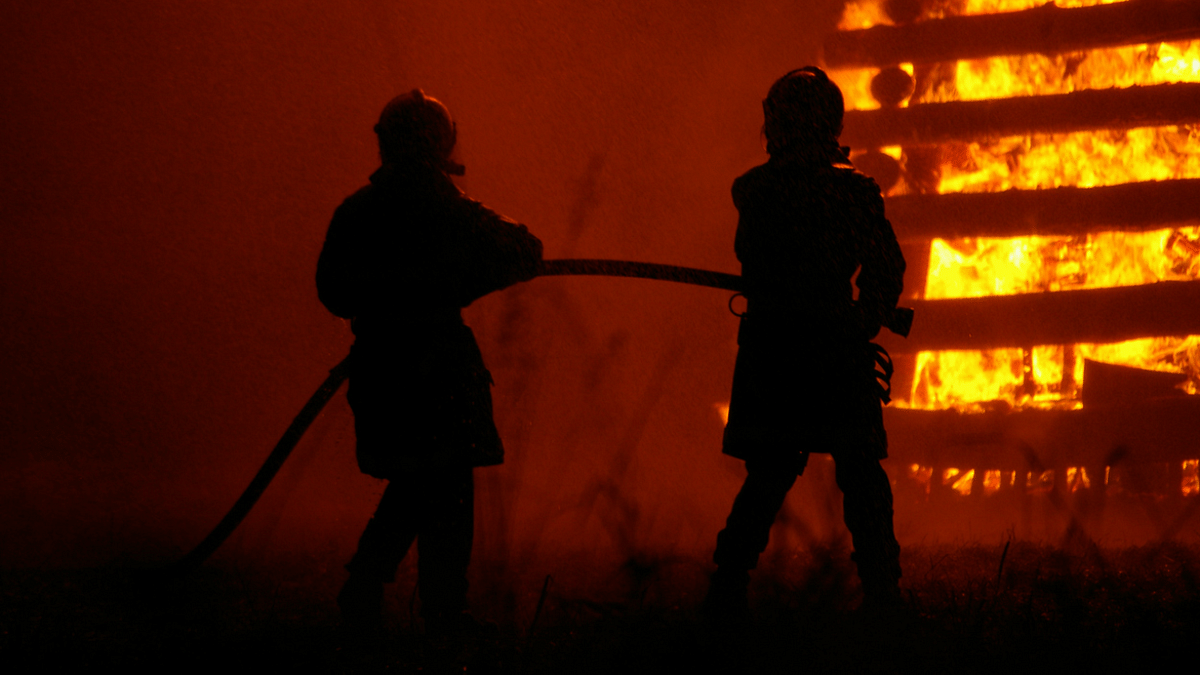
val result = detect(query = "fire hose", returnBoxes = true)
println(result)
[167,259,914,574]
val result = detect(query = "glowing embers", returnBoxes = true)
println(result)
[906,461,1200,497]
[982,469,1004,495]
[907,465,1037,497]
[1184,459,1200,497]
[944,468,975,495]
[908,463,934,495]
[1067,466,1089,491]
[908,465,1019,497]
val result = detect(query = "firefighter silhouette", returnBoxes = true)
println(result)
[706,67,907,615]
[316,90,542,635]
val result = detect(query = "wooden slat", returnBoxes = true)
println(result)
[841,83,1200,149]
[884,397,1200,469]
[883,179,1200,242]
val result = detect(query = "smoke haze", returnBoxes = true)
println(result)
[1,0,883,609]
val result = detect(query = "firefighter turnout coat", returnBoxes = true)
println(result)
[317,164,542,478]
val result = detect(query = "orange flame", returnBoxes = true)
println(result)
[835,0,1200,410]
[1184,459,1200,497]
[836,0,1200,496]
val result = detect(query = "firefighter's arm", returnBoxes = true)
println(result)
[455,199,544,301]
[854,185,908,337]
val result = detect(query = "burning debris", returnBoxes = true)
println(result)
[826,0,1200,516]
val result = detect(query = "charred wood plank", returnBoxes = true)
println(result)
[876,280,1200,353]
[825,0,1200,68]
[884,398,1200,469]
[884,179,1200,241]
[1082,358,1189,407]
[842,83,1200,148]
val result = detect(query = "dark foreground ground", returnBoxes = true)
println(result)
[4,542,1199,673]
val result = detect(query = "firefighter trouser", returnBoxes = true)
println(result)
[345,465,474,617]
[713,449,902,597]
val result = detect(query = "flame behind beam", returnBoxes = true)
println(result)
[825,0,1200,68]
[878,279,1200,353]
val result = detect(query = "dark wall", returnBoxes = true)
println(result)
[0,0,847,586]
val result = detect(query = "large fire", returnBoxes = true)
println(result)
[831,0,1200,498]
[835,0,1200,411]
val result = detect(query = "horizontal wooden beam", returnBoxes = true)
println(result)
[884,397,1200,468]
[841,83,1200,148]
[825,0,1200,68]
[876,280,1200,353]
[884,179,1200,241]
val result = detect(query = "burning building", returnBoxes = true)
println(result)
[825,0,1200,540]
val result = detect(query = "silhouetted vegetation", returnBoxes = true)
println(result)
[4,541,1198,672]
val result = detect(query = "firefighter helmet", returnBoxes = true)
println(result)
[761,67,845,155]
[374,89,462,173]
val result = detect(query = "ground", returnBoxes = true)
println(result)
[3,542,1198,673]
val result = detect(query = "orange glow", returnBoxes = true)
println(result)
[715,402,730,425]
[943,468,975,495]
[1184,459,1200,497]
[1027,470,1055,493]
[963,0,1125,14]
[983,469,1003,495]
[909,464,933,495]
[1067,466,1092,491]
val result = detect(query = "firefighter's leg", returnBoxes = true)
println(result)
[415,465,475,623]
[833,448,902,603]
[707,457,798,615]
[346,475,422,580]
[340,476,421,624]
